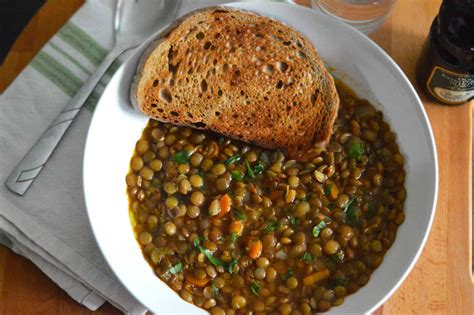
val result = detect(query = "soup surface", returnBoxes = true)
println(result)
[126,84,406,314]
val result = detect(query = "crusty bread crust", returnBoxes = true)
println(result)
[131,7,339,157]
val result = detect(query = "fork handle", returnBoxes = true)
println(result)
[5,46,124,196]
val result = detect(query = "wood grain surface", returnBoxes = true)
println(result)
[0,0,84,93]
[1,0,472,314]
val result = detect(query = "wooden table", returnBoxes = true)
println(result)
[1,0,472,314]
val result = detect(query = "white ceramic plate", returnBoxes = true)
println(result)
[83,2,438,314]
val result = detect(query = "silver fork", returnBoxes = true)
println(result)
[5,0,180,195]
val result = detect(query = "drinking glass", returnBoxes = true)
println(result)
[311,0,398,34]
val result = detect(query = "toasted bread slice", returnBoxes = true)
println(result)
[131,7,339,157]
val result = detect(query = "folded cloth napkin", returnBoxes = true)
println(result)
[0,0,292,313]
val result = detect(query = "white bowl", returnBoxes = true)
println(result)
[83,2,438,314]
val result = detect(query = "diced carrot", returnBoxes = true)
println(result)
[326,180,339,200]
[247,184,257,194]
[303,269,330,286]
[185,272,210,287]
[218,194,232,217]
[229,221,244,236]
[269,190,284,201]
[247,238,262,260]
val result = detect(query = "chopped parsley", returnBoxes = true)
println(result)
[312,221,326,237]
[253,161,265,175]
[301,252,315,263]
[234,210,247,221]
[343,197,355,212]
[281,268,295,281]
[324,184,333,196]
[228,259,239,274]
[230,232,238,243]
[346,202,360,226]
[245,160,265,178]
[367,203,377,218]
[288,215,298,226]
[171,150,190,163]
[245,160,255,178]
[262,220,279,233]
[194,238,226,267]
[330,251,345,263]
[211,284,220,296]
[231,170,244,181]
[347,138,365,160]
[224,154,241,164]
[328,277,347,289]
[250,281,261,296]
[161,262,182,280]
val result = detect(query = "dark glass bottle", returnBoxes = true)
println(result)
[416,0,474,105]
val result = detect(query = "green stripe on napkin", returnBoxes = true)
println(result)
[58,23,108,67]
[49,42,93,76]
[31,52,83,97]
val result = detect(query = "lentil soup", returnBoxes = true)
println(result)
[126,83,406,314]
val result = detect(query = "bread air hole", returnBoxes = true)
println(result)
[152,80,159,87]
[201,79,208,93]
[159,88,172,103]
[256,46,265,52]
[204,41,211,50]
[196,32,204,40]
[276,61,288,72]
[193,121,206,128]
[276,80,284,89]
[263,64,274,74]
[215,111,220,116]
[297,51,306,59]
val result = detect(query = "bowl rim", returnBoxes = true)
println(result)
[83,2,439,314]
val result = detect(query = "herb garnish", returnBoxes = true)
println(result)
[230,232,238,243]
[252,161,265,175]
[224,155,241,164]
[231,170,244,181]
[367,203,377,218]
[301,252,315,263]
[228,259,238,274]
[346,202,360,226]
[288,215,298,226]
[245,160,255,178]
[312,221,326,237]
[211,284,220,296]
[171,150,190,163]
[281,268,295,281]
[347,138,365,160]
[250,281,261,296]
[262,220,279,233]
[162,262,183,280]
[324,184,333,196]
[194,238,226,267]
[234,210,247,221]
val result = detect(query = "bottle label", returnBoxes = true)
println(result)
[427,66,474,105]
